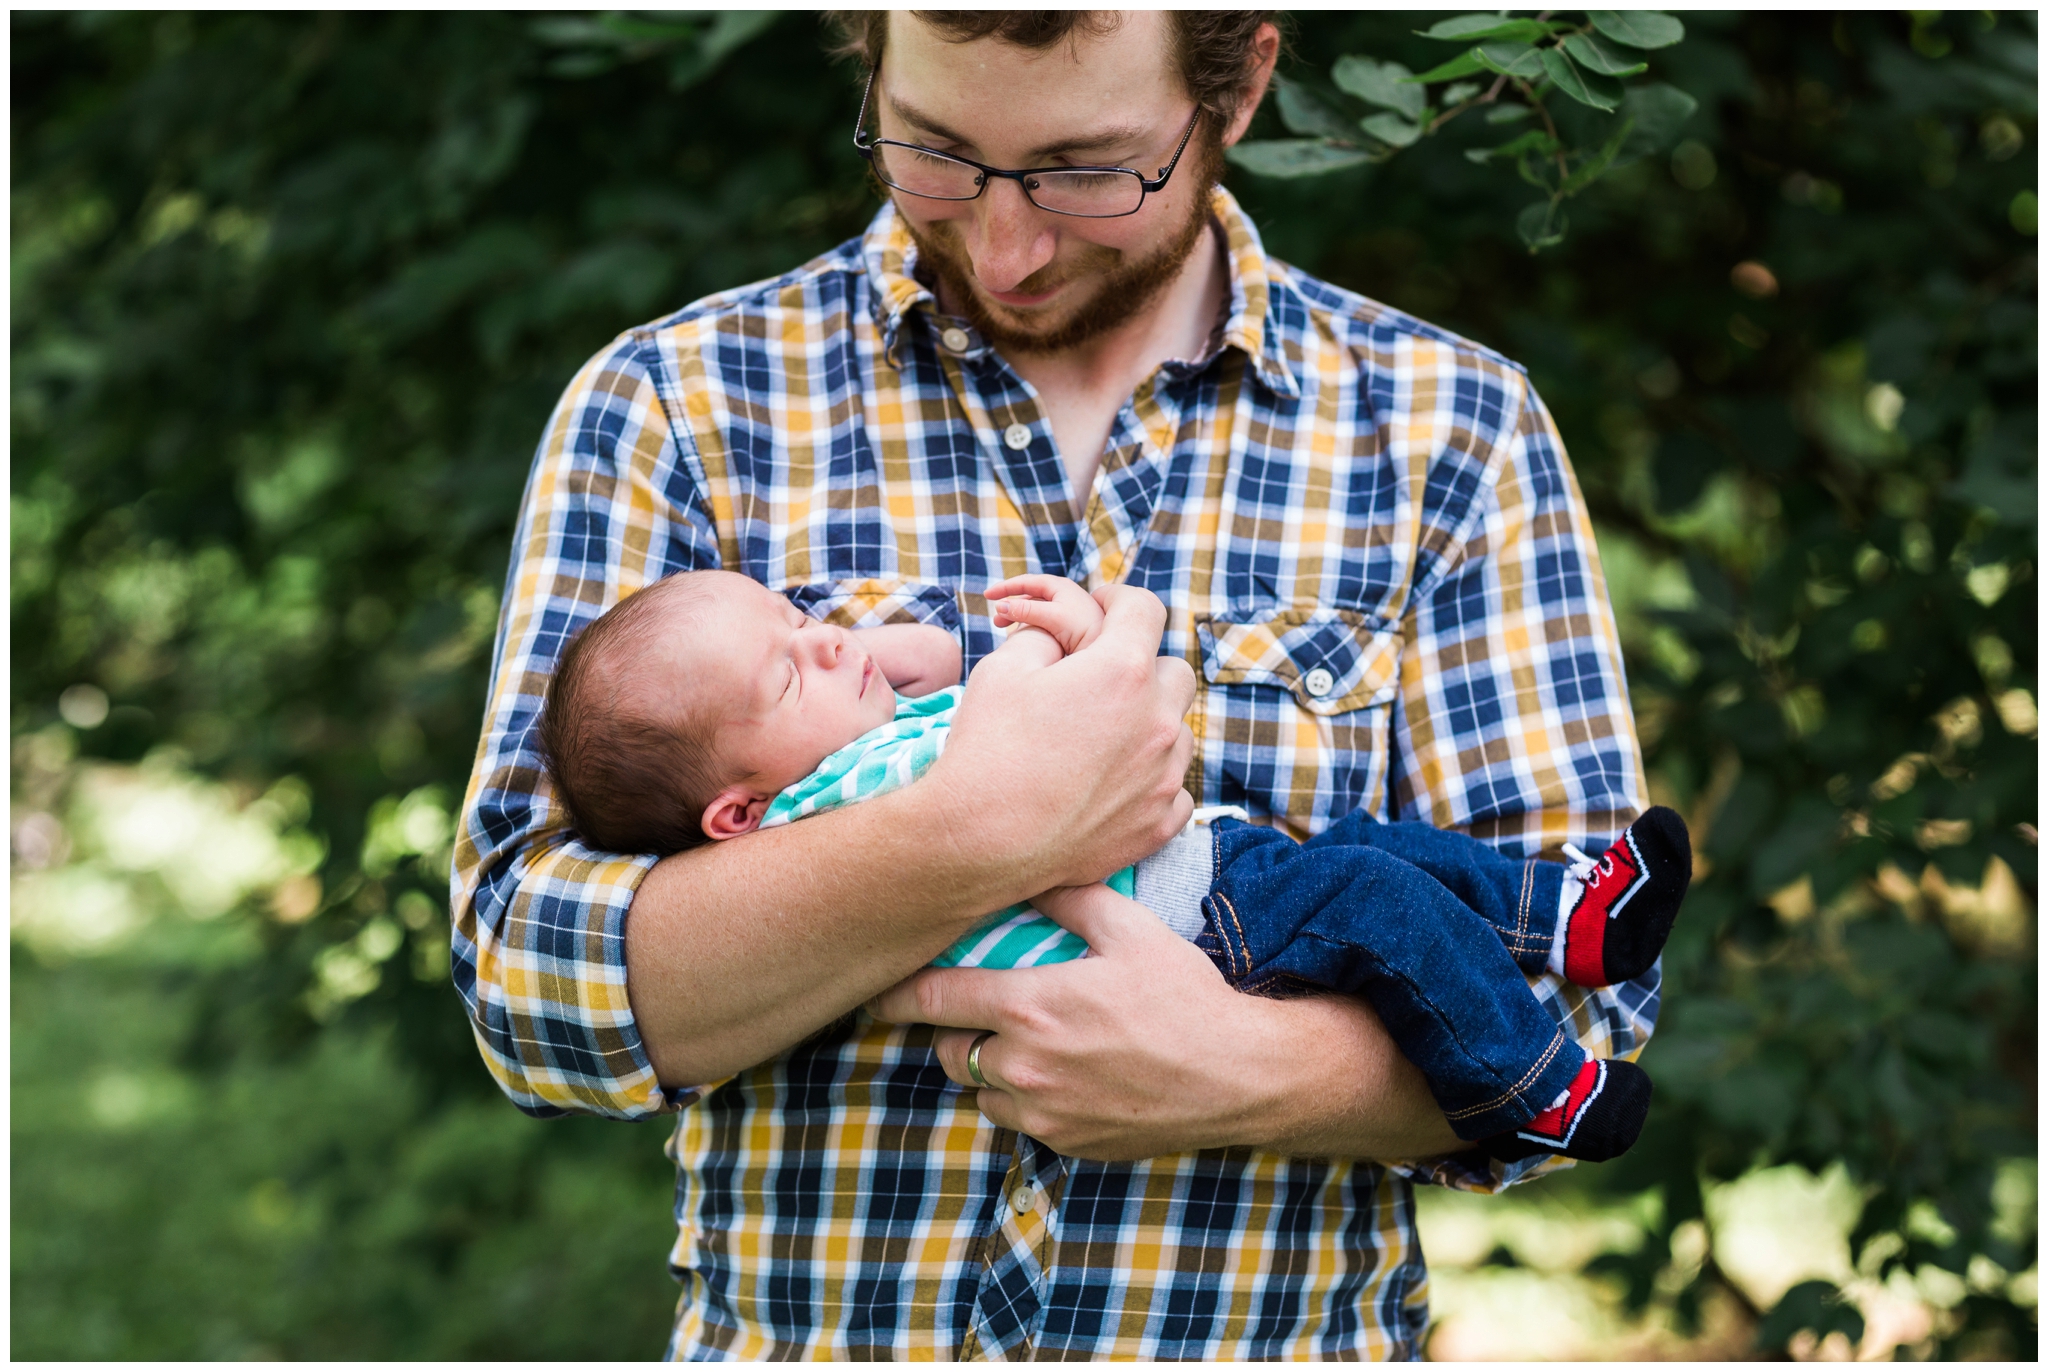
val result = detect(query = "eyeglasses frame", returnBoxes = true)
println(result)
[851,67,1203,220]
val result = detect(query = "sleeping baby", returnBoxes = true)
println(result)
[538,569,1691,1163]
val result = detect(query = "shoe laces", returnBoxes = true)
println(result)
[1561,841,1603,885]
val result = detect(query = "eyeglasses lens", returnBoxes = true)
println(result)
[1024,171,1145,217]
[871,144,1144,218]
[871,145,983,200]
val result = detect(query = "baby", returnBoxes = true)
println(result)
[540,569,1692,1163]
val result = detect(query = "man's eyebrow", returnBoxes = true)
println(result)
[887,96,1150,161]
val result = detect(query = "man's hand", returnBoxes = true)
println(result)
[926,582,1195,891]
[855,622,962,698]
[867,881,1464,1162]
[987,573,1106,656]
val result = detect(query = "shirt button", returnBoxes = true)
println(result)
[1003,423,1033,450]
[940,327,971,353]
[1303,667,1336,699]
[1009,1185,1036,1214]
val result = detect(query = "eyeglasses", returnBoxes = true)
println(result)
[851,68,1202,220]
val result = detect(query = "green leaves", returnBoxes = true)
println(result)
[533,10,773,90]
[1466,129,1559,166]
[1250,10,1697,248]
[1617,81,1701,164]
[1475,40,1546,80]
[1360,113,1423,148]
[1515,199,1567,249]
[1563,31,1650,77]
[1416,13,1556,45]
[1407,49,1489,84]
[1331,55,1426,119]
[1540,47,1620,111]
[1224,139,1374,178]
[1588,10,1686,49]
[1274,75,1362,142]
[1757,1280,1869,1355]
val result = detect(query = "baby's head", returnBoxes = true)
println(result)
[539,570,900,853]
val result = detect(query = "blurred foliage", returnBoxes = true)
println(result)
[11,10,2036,1360]
[1233,10,1699,249]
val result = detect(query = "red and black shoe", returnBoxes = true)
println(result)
[1481,1057,1651,1163]
[1557,806,1692,987]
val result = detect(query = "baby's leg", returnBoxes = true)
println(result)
[1303,812,1561,974]
[1306,808,1693,988]
[1201,823,1648,1162]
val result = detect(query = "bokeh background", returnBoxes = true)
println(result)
[11,10,2035,1360]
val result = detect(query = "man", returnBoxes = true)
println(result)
[453,10,1656,1359]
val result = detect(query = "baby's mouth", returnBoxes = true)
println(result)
[860,657,873,697]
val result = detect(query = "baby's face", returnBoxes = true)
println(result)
[667,574,899,796]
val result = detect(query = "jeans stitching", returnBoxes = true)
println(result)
[1441,1030,1569,1121]
[1514,859,1533,954]
[1214,890,1251,980]
[1281,927,1570,1126]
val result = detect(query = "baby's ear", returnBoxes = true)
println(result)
[702,787,771,841]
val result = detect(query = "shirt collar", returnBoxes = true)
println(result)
[860,186,1300,398]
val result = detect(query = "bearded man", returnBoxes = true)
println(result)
[454,10,1656,1360]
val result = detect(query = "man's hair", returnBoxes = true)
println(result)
[822,11,1277,127]
[538,574,730,855]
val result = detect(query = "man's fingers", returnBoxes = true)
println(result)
[865,964,1016,1030]
[933,1025,1009,1093]
[1030,881,1175,953]
[1092,582,1167,651]
[1154,653,1197,717]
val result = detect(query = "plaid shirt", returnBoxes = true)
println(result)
[453,189,1656,1360]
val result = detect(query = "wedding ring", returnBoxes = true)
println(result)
[966,1031,997,1089]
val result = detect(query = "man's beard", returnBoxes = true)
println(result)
[904,135,1224,356]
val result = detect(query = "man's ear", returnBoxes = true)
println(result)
[702,786,771,841]
[1221,21,1283,149]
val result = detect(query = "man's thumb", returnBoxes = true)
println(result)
[1029,882,1161,952]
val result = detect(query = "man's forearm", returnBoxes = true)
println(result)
[625,778,1033,1086]
[881,884,1463,1164]
[1233,994,1464,1161]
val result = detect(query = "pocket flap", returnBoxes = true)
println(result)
[1196,608,1403,716]
[783,577,963,634]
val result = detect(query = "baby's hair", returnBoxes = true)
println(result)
[538,572,732,854]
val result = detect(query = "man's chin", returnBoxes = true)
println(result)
[967,293,1094,353]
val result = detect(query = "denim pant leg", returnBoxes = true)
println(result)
[1202,821,1585,1140]
[1303,810,1565,975]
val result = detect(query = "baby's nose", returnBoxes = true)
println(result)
[804,623,844,665]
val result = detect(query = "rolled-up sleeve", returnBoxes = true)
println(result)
[1387,375,1659,1191]
[450,331,718,1119]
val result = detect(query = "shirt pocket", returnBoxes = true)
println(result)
[1193,606,1404,831]
[1196,607,1403,716]
[782,577,964,635]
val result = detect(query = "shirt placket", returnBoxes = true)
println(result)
[933,320,1081,578]
[1072,369,1194,590]
[961,1132,1071,1361]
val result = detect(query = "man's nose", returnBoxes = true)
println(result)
[964,179,1057,293]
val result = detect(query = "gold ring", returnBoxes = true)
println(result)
[966,1031,997,1089]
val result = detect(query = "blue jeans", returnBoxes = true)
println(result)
[1198,812,1582,1141]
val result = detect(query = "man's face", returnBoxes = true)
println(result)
[875,12,1224,354]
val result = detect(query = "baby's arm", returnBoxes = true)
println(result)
[854,623,963,698]
[987,575,1107,662]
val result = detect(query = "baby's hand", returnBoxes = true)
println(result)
[854,623,962,698]
[987,574,1107,658]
